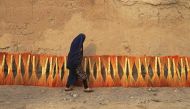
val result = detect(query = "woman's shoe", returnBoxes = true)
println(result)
[83,88,93,92]
[65,87,73,91]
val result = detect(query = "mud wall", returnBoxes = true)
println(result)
[0,0,190,56]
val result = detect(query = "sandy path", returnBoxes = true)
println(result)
[0,86,190,109]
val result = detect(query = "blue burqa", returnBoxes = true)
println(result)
[67,33,86,69]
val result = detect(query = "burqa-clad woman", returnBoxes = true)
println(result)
[65,33,93,92]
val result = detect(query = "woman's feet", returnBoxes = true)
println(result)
[65,87,93,92]
[83,88,93,92]
[65,87,73,91]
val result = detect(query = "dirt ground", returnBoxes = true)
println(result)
[0,86,190,109]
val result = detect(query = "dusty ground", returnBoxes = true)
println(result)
[0,86,190,109]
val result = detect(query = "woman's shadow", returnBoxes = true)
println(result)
[84,43,96,56]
